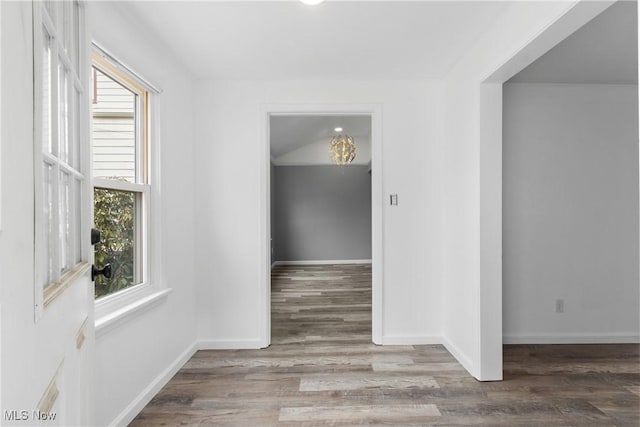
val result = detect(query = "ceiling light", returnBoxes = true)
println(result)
[329,135,356,165]
[334,127,343,132]
[300,0,325,5]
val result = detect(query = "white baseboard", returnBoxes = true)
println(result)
[378,335,441,345]
[198,338,266,350]
[273,259,372,266]
[441,335,475,378]
[503,332,640,344]
[111,341,198,427]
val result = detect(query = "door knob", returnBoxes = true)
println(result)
[91,228,102,245]
[92,264,112,281]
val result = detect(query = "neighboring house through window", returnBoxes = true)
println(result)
[91,51,150,300]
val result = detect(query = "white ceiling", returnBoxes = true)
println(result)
[509,1,638,84]
[116,1,638,159]
[123,1,511,80]
[270,115,371,158]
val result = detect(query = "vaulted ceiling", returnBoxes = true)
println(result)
[270,115,371,158]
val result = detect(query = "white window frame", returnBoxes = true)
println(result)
[91,43,167,329]
[33,0,90,321]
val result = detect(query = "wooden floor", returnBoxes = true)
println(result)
[131,264,640,426]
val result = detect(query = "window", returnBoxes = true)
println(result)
[91,52,151,300]
[34,0,88,317]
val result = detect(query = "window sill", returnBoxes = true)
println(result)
[95,288,172,338]
[43,262,91,308]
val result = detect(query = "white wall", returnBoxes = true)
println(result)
[195,79,444,347]
[88,3,198,425]
[503,83,639,343]
[441,1,613,380]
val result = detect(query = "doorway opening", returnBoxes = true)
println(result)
[472,0,634,380]
[264,111,381,346]
[502,1,639,345]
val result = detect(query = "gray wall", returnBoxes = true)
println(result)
[502,83,639,342]
[273,165,372,262]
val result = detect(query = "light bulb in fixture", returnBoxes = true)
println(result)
[300,0,325,5]
[334,127,343,132]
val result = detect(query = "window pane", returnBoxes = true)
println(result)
[73,1,80,71]
[43,1,56,24]
[43,164,54,288]
[74,178,82,264]
[42,32,53,154]
[62,0,71,58]
[59,64,70,164]
[92,68,136,182]
[73,88,81,169]
[94,188,139,298]
[59,172,71,273]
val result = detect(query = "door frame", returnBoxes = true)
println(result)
[259,104,383,347]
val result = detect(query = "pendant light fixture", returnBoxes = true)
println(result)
[329,135,356,165]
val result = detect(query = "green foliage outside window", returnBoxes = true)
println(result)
[94,187,136,299]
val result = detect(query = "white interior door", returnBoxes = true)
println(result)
[31,1,94,425]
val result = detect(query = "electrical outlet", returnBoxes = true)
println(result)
[555,299,564,313]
